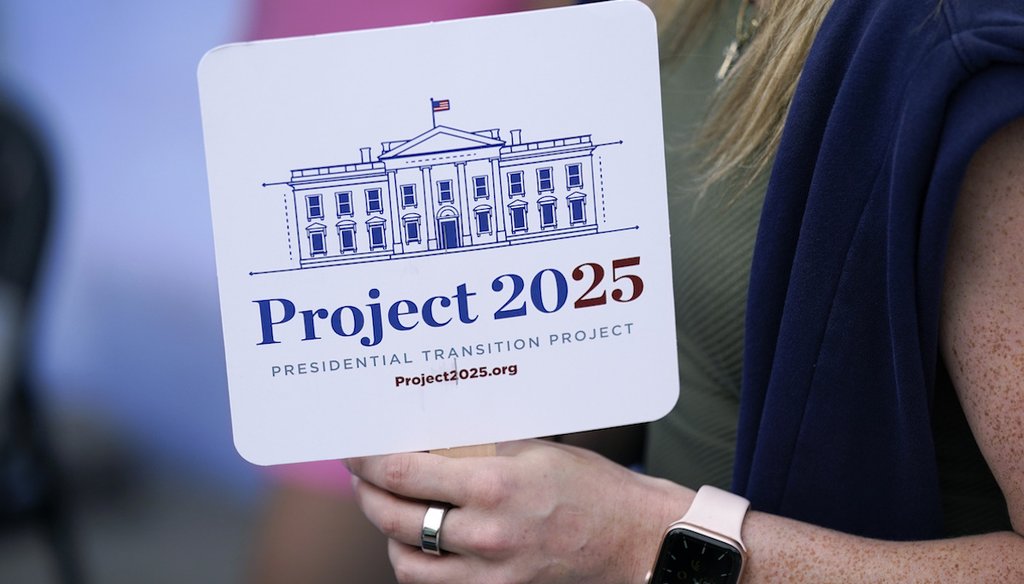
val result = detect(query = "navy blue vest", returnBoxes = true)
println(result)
[734,0,1024,540]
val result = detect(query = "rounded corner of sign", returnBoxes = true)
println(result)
[615,0,658,31]
[233,435,274,467]
[197,41,243,83]
[647,386,680,422]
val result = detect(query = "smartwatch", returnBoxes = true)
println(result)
[647,485,750,584]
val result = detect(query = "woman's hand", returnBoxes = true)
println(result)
[347,439,692,584]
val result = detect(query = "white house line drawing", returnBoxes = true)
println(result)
[262,119,621,272]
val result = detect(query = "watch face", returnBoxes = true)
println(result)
[650,528,743,584]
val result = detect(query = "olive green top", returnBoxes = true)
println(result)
[644,0,1011,537]
[644,0,762,493]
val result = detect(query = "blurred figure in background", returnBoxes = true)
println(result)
[0,90,85,583]
[3,0,266,579]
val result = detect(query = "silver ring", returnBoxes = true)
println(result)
[421,504,450,556]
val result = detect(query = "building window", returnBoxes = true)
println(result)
[307,224,327,256]
[566,163,583,189]
[472,176,489,199]
[306,194,324,220]
[508,201,528,234]
[366,188,383,213]
[508,171,525,196]
[474,206,492,235]
[366,220,387,251]
[310,232,327,255]
[337,222,357,253]
[538,196,557,229]
[401,184,417,208]
[568,194,587,225]
[437,179,454,203]
[336,191,353,216]
[537,167,554,192]
[403,215,422,244]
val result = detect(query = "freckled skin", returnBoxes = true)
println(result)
[941,117,1024,534]
[348,118,1024,584]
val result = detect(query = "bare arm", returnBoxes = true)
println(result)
[940,116,1024,537]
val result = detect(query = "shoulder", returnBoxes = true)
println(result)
[944,116,1024,302]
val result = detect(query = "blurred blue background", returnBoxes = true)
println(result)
[2,0,257,495]
[1,2,260,581]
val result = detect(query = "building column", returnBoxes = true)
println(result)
[456,162,473,246]
[421,166,437,250]
[587,153,598,227]
[491,158,507,242]
[289,188,305,264]
[387,170,404,254]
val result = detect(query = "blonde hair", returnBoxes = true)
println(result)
[653,0,834,195]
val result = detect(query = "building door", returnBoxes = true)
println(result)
[438,218,460,250]
[568,197,586,224]
[539,199,557,228]
[367,223,386,250]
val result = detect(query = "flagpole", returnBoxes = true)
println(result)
[430,97,436,128]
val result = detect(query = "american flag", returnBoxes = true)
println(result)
[432,99,450,112]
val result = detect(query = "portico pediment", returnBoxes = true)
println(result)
[380,125,505,160]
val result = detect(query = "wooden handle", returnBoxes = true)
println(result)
[430,444,497,458]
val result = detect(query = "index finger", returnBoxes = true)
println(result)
[346,452,480,505]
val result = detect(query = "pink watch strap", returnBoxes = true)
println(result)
[679,485,750,547]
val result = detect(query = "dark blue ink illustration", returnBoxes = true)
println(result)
[260,99,623,273]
